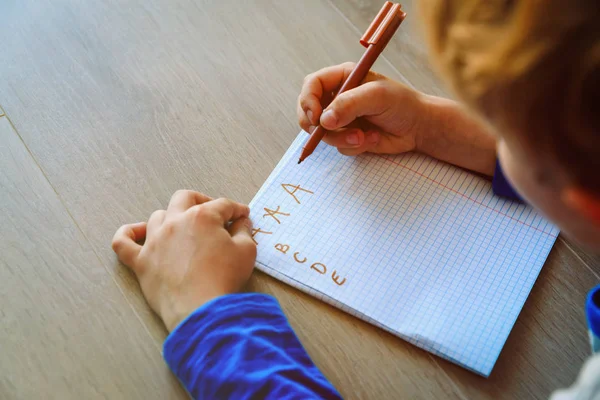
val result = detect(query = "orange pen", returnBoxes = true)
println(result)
[298,2,406,164]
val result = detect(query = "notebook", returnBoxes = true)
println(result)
[249,131,559,376]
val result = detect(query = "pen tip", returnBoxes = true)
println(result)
[298,160,302,165]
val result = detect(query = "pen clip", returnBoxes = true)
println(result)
[360,2,406,47]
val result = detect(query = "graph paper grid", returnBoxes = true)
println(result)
[249,132,559,376]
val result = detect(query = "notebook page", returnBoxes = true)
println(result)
[249,132,559,376]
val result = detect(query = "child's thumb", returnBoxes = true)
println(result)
[112,222,146,272]
[229,217,257,259]
[228,217,256,249]
[320,82,389,130]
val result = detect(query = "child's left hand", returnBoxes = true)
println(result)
[111,190,257,332]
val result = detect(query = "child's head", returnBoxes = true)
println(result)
[419,0,600,250]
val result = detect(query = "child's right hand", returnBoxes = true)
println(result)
[297,62,430,156]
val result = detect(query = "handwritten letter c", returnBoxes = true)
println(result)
[293,252,307,263]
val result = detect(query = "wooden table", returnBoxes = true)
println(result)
[1,1,598,398]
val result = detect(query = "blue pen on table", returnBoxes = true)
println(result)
[587,284,600,353]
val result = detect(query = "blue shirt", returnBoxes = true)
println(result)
[492,159,522,201]
[164,293,343,399]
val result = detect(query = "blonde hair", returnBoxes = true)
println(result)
[419,0,600,192]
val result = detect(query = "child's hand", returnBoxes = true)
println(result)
[297,62,429,156]
[111,190,257,332]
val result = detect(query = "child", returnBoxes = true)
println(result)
[112,0,600,398]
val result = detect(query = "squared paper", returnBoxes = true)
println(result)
[249,132,558,376]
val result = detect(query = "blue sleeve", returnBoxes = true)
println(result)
[492,159,522,201]
[163,293,343,400]
[587,284,600,353]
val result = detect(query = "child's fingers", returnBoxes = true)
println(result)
[297,103,313,133]
[338,147,364,157]
[112,222,147,271]
[228,217,257,258]
[320,81,390,130]
[297,92,322,128]
[322,129,366,149]
[298,64,389,134]
[168,190,212,213]
[201,198,250,225]
[298,63,356,126]
[147,209,166,233]
[303,63,356,99]
[337,131,381,157]
[227,216,252,236]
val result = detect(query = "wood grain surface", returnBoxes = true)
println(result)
[0,116,187,399]
[0,0,597,398]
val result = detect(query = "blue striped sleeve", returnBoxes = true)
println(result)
[492,159,522,201]
[163,293,342,400]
